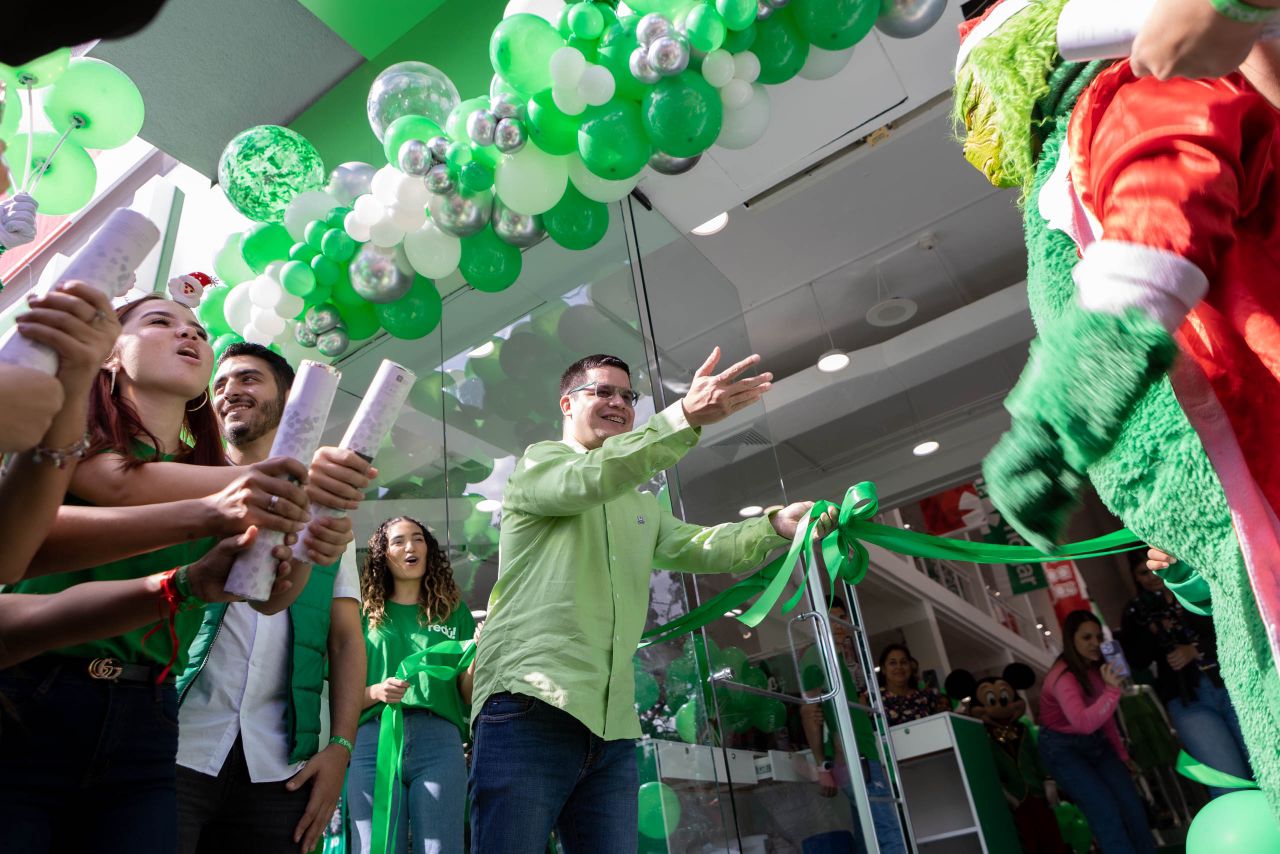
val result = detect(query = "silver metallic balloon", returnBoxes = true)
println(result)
[490,93,523,120]
[350,244,413,304]
[636,13,674,47]
[492,199,546,248]
[427,135,452,164]
[316,327,350,358]
[427,189,493,238]
[875,0,947,38]
[648,150,701,175]
[294,322,318,348]
[647,36,690,77]
[425,163,455,195]
[467,109,498,147]
[325,162,376,206]
[305,305,342,335]
[398,139,434,176]
[493,118,527,154]
[756,1,776,20]
[629,47,661,85]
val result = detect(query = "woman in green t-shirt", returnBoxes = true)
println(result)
[348,516,477,854]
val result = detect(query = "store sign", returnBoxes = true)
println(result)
[971,478,1048,595]
[1045,559,1093,625]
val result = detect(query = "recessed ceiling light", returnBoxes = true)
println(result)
[691,212,729,236]
[913,440,940,457]
[817,350,849,373]
[1036,623,1044,629]
[903,523,911,529]
[469,341,495,359]
[739,505,763,517]
[1043,630,1052,636]
[866,297,918,328]
[476,498,502,512]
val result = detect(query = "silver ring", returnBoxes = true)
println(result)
[269,494,279,512]
[92,309,107,324]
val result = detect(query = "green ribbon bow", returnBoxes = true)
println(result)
[371,639,476,854]
[642,481,1141,648]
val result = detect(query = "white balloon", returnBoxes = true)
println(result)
[277,291,305,319]
[720,78,752,110]
[552,84,587,117]
[701,50,735,88]
[578,65,616,107]
[389,201,427,232]
[732,51,761,84]
[717,84,771,150]
[798,45,855,80]
[264,261,286,281]
[345,210,372,242]
[503,0,561,22]
[223,282,257,335]
[253,307,287,337]
[396,174,432,208]
[568,154,641,203]
[369,218,407,247]
[250,275,283,308]
[550,47,588,89]
[371,166,404,207]
[242,322,273,346]
[494,142,569,216]
[353,193,385,226]
[283,190,340,242]
[403,221,462,278]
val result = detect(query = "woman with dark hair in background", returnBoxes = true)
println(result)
[348,517,477,854]
[1039,610,1156,854]
[878,643,948,725]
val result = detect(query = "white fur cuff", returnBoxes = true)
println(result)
[1074,240,1209,333]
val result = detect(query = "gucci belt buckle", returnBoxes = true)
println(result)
[87,657,124,681]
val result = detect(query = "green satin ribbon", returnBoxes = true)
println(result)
[641,481,1141,648]
[1175,749,1257,790]
[371,639,476,854]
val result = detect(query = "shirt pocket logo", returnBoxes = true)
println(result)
[636,515,646,525]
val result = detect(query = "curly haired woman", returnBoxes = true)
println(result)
[347,517,476,854]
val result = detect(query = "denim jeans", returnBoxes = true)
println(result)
[1039,729,1157,854]
[1166,677,1252,798]
[0,657,180,854]
[469,693,638,854]
[176,735,310,854]
[836,758,906,854]
[347,711,467,854]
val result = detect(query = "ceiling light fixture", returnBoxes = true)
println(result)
[469,341,495,359]
[476,498,502,513]
[691,212,729,236]
[1035,622,1044,629]
[817,350,850,373]
[912,440,940,457]
[739,505,763,517]
[1043,630,1052,636]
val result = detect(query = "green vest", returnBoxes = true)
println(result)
[177,559,339,764]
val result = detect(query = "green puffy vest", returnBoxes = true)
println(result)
[177,559,339,764]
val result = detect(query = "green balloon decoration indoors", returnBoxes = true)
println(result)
[637,782,681,840]
[242,223,295,274]
[543,185,608,250]
[490,14,563,97]
[578,99,651,179]
[754,9,811,84]
[642,74,723,158]
[218,125,326,223]
[1186,790,1280,854]
[792,0,881,50]
[43,58,145,150]
[375,277,444,339]
[6,133,96,215]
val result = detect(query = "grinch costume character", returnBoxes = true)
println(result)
[952,0,1280,816]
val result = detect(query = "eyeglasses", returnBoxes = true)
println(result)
[566,381,640,407]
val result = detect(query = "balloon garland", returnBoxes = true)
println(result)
[208,0,945,360]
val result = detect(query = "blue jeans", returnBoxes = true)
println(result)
[1039,729,1156,854]
[469,693,638,854]
[347,710,467,854]
[837,758,906,854]
[1166,677,1252,798]
[0,657,180,853]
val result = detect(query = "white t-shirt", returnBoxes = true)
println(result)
[177,543,360,782]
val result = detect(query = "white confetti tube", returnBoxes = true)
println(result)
[225,360,341,601]
[1057,0,1280,62]
[0,208,159,374]
[292,359,416,563]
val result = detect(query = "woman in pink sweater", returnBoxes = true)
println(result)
[1038,611,1156,853]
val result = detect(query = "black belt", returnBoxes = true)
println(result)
[18,654,175,685]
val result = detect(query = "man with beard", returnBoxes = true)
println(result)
[175,343,368,854]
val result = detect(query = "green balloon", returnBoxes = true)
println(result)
[218,125,325,223]
[320,228,357,262]
[290,241,318,263]
[337,300,380,340]
[754,9,810,84]
[543,184,609,250]
[472,140,501,170]
[1187,791,1280,854]
[791,0,878,50]
[331,274,364,309]
[43,58,145,150]
[446,141,473,171]
[325,207,351,229]
[719,646,749,674]
[375,277,443,339]
[568,35,601,63]
[211,332,243,361]
[490,14,564,97]
[598,24,652,102]
[578,98,651,179]
[6,133,95,216]
[569,3,606,39]
[635,667,660,711]
[752,698,788,732]
[310,254,341,287]
[684,5,728,52]
[446,96,492,144]
[382,114,444,165]
[665,655,698,693]
[241,223,294,274]
[460,227,523,292]
[0,91,21,138]
[1,47,71,89]
[637,782,682,839]
[722,22,757,52]
[717,0,758,30]
[197,287,232,337]
[304,219,328,250]
[460,160,496,194]
[674,701,699,744]
[642,73,722,157]
[214,234,256,286]
[526,90,581,156]
[280,259,318,297]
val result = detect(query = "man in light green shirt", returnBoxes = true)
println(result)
[469,350,833,854]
